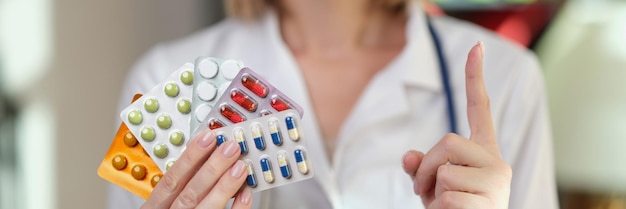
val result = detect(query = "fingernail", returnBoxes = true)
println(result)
[196,130,215,148]
[477,41,485,56]
[230,160,245,178]
[240,187,252,205]
[222,141,238,158]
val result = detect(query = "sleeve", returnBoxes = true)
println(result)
[500,54,559,209]
[107,45,169,209]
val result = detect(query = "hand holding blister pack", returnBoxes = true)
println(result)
[211,110,313,192]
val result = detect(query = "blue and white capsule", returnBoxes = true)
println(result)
[244,160,257,188]
[277,151,292,179]
[216,134,227,146]
[251,123,266,150]
[260,157,274,183]
[268,119,283,146]
[285,116,300,141]
[294,149,309,174]
[233,127,248,155]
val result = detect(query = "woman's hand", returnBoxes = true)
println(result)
[142,130,253,209]
[402,42,512,209]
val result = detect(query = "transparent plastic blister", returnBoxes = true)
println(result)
[210,109,313,192]
[119,63,195,172]
[195,67,304,136]
[190,57,244,135]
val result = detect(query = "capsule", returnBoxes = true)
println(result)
[241,74,268,98]
[216,134,227,146]
[260,157,274,183]
[231,89,257,112]
[244,160,257,188]
[233,128,248,155]
[220,104,246,123]
[277,151,292,179]
[285,116,300,141]
[251,123,266,150]
[208,118,225,130]
[294,149,309,174]
[268,119,283,146]
[271,96,292,112]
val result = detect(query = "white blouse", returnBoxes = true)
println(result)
[109,3,559,209]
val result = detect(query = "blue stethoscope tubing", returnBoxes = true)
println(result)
[427,16,458,134]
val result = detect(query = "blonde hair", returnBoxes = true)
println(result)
[225,0,412,20]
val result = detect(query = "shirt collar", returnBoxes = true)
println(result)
[400,2,443,92]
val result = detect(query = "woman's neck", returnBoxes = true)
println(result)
[277,0,408,57]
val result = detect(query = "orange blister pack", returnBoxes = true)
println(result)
[98,94,162,199]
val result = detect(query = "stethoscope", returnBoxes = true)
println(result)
[257,16,458,209]
[427,15,458,134]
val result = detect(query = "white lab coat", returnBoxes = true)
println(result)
[109,3,559,209]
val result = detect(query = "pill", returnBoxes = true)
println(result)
[131,165,147,180]
[198,59,218,79]
[165,160,175,171]
[233,127,248,155]
[208,118,225,130]
[143,98,159,113]
[140,126,156,142]
[285,116,300,141]
[194,103,212,123]
[123,132,138,147]
[241,74,268,98]
[197,82,217,101]
[294,149,309,174]
[217,134,227,146]
[169,130,184,146]
[220,104,246,123]
[277,151,292,179]
[260,157,274,183]
[244,160,257,188]
[259,110,271,117]
[127,110,143,125]
[221,60,241,80]
[271,96,292,112]
[112,154,127,170]
[157,114,172,129]
[180,70,194,85]
[268,119,282,146]
[251,123,265,150]
[164,83,180,97]
[153,143,169,158]
[177,99,191,114]
[151,174,163,187]
[230,89,257,112]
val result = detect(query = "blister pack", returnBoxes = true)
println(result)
[119,63,195,172]
[211,109,313,192]
[98,94,162,199]
[190,57,244,134]
[195,67,304,136]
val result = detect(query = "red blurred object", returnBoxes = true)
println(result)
[220,104,246,123]
[270,96,292,112]
[242,74,268,98]
[425,2,563,48]
[231,89,257,112]
[208,118,225,130]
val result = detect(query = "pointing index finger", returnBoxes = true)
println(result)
[465,41,496,146]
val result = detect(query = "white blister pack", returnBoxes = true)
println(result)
[120,63,195,172]
[211,109,313,192]
[190,57,244,135]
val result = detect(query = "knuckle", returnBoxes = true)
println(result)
[436,165,451,183]
[202,161,223,178]
[441,134,458,152]
[439,192,461,208]
[159,173,180,194]
[175,191,198,208]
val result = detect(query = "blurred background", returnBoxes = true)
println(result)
[0,0,624,208]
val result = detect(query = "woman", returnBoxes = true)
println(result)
[109,0,558,208]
